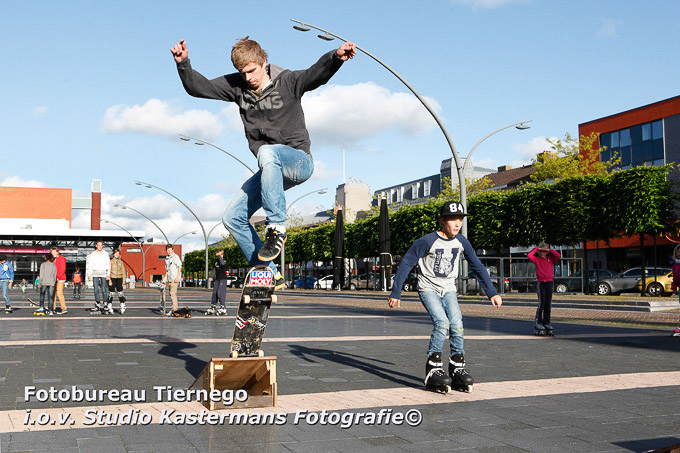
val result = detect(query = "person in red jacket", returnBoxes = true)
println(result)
[527,243,561,336]
[50,247,68,315]
[671,246,680,337]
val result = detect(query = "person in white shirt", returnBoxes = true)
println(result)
[87,240,111,312]
[164,244,182,315]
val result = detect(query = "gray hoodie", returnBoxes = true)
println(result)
[39,261,57,286]
[177,50,345,157]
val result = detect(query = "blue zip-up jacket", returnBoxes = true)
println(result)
[0,261,14,281]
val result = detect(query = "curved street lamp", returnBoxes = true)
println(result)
[461,120,532,234]
[99,218,148,288]
[291,19,467,235]
[135,180,210,289]
[173,231,197,246]
[112,203,170,244]
[179,134,256,175]
[281,188,328,285]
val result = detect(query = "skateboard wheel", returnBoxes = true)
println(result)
[258,350,264,357]
[230,351,238,359]
[271,294,277,304]
[467,384,473,393]
[243,295,250,304]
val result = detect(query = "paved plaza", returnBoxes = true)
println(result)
[0,287,679,452]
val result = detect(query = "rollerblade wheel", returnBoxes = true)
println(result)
[271,294,277,304]
[258,350,264,357]
[230,350,239,359]
[243,295,250,304]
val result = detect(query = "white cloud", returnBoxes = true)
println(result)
[450,0,529,9]
[101,98,224,141]
[511,136,557,163]
[310,159,341,182]
[596,17,620,38]
[302,82,440,146]
[33,106,48,116]
[0,174,47,188]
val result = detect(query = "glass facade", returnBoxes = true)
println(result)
[600,119,664,169]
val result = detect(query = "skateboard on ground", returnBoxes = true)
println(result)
[27,297,39,307]
[230,265,277,358]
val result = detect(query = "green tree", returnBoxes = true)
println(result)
[530,132,620,183]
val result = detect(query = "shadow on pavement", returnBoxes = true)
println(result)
[614,437,680,452]
[125,335,208,378]
[288,344,422,388]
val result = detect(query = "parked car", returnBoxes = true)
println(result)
[347,272,394,290]
[554,269,615,293]
[636,270,674,296]
[590,267,671,295]
[290,275,317,289]
[226,276,244,288]
[466,270,510,294]
[402,273,418,292]
[315,275,334,290]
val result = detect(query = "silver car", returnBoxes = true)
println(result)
[590,267,671,295]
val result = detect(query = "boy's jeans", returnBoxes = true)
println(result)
[0,280,10,306]
[419,290,465,356]
[92,277,108,303]
[223,145,313,272]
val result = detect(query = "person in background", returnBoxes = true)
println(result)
[164,244,182,315]
[527,243,561,336]
[36,254,56,316]
[0,254,14,313]
[72,268,83,299]
[51,247,68,315]
[87,240,110,313]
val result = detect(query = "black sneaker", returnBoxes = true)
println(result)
[258,228,287,261]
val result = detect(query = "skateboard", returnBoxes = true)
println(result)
[158,282,167,315]
[27,297,39,307]
[230,266,277,358]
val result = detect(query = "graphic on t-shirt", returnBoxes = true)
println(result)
[433,248,459,277]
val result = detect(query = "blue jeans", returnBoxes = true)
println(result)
[0,280,10,306]
[419,290,465,356]
[39,286,54,308]
[223,145,313,272]
[92,277,108,303]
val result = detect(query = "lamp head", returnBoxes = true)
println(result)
[293,24,310,32]
[195,142,205,146]
[516,123,531,130]
[317,33,334,41]
[179,136,190,141]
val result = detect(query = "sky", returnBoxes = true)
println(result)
[2,0,679,253]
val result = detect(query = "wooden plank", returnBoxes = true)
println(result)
[190,357,277,409]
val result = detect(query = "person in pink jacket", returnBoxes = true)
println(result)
[671,247,680,336]
[527,243,561,335]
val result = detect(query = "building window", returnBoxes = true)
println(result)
[600,119,664,169]
[424,180,431,197]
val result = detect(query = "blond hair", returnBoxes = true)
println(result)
[231,37,267,71]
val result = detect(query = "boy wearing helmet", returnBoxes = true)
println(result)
[389,201,502,393]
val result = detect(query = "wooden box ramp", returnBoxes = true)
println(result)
[189,357,277,410]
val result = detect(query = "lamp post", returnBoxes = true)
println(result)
[460,121,532,234]
[281,188,328,285]
[135,180,210,289]
[291,19,466,236]
[179,135,256,175]
[173,231,197,246]
[98,218,147,288]
[112,203,170,244]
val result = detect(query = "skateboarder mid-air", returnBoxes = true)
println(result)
[388,202,503,393]
[171,36,356,288]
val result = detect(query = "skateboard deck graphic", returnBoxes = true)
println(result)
[230,266,277,358]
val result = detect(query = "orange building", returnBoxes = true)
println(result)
[579,95,680,271]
